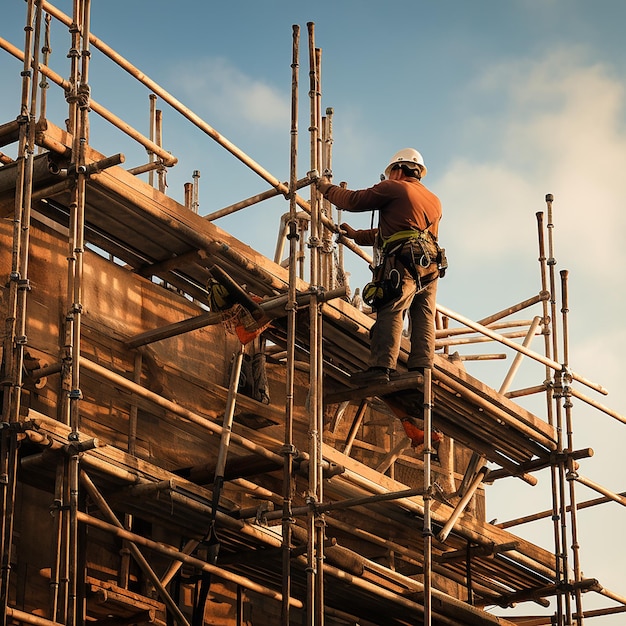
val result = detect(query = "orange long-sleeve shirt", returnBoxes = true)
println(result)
[323,178,442,246]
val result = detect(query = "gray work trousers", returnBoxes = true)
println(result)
[369,266,438,371]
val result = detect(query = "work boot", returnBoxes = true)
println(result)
[351,367,390,385]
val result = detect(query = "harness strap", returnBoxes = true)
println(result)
[381,228,434,251]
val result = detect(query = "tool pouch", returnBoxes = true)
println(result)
[436,247,448,278]
[362,260,403,311]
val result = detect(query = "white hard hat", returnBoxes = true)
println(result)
[384,148,427,179]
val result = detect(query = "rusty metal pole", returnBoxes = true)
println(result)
[306,21,325,626]
[314,44,326,626]
[320,114,329,289]
[325,108,337,289]
[423,368,433,626]
[560,269,585,625]
[306,20,318,624]
[281,24,300,625]
[63,2,93,623]
[192,169,200,214]
[0,1,40,622]
[535,207,566,626]
[320,109,334,290]
[148,93,157,187]
[156,108,166,193]
[37,13,52,126]
[545,194,572,625]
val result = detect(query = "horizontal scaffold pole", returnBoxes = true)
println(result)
[572,474,626,507]
[0,36,177,167]
[5,608,64,626]
[496,490,626,530]
[570,386,626,424]
[80,357,284,464]
[204,175,313,222]
[76,510,304,609]
[437,303,608,396]
[125,286,346,349]
[477,291,550,326]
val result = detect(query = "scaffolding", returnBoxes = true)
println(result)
[0,2,625,625]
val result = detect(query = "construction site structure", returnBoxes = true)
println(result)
[0,2,625,625]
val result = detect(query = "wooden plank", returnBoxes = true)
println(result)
[325,372,551,473]
[436,356,556,443]
[86,575,164,614]
[321,442,557,575]
[430,387,548,461]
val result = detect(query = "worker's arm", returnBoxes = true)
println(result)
[339,222,377,246]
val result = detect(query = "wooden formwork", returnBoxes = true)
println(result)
[0,125,561,624]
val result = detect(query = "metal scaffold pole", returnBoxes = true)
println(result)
[0,1,39,622]
[536,206,565,626]
[547,195,575,625]
[315,38,327,626]
[422,368,433,626]
[306,21,325,626]
[60,2,93,623]
[560,269,585,625]
[321,107,335,290]
[281,23,300,626]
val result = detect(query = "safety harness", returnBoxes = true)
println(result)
[363,227,447,309]
[382,229,438,270]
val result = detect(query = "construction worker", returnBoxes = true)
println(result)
[317,148,445,384]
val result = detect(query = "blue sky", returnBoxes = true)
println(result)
[2,0,625,620]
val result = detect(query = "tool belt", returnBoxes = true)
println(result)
[363,229,448,310]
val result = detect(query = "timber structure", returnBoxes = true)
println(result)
[0,3,625,625]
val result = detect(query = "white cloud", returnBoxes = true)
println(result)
[440,47,626,285]
[438,160,538,261]
[499,52,626,269]
[171,57,290,130]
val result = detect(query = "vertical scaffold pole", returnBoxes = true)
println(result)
[535,209,554,426]
[422,367,433,626]
[306,20,318,622]
[306,21,325,626]
[192,169,200,214]
[64,2,93,623]
[314,43,326,626]
[560,269,585,625]
[536,207,565,626]
[282,23,300,626]
[544,194,571,624]
[38,12,52,125]
[156,109,166,193]
[321,107,334,290]
[0,2,39,623]
[148,93,157,187]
